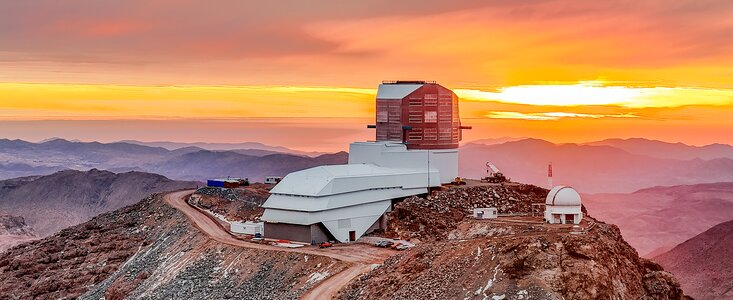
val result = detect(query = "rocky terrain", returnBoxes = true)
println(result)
[189,186,270,222]
[0,211,36,253]
[0,169,198,237]
[654,219,733,300]
[342,219,687,300]
[584,182,733,257]
[344,184,689,299]
[0,193,346,299]
[384,184,548,241]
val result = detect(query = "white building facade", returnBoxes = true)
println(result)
[473,208,498,219]
[544,186,583,224]
[230,221,264,235]
[260,81,468,243]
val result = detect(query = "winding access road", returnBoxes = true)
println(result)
[163,190,392,300]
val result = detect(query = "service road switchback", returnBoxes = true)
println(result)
[163,190,394,300]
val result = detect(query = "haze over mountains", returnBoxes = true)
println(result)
[461,138,733,193]
[584,182,733,257]
[120,140,326,157]
[585,138,733,160]
[3,137,733,194]
[0,138,347,182]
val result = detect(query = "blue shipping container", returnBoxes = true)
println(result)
[207,179,225,187]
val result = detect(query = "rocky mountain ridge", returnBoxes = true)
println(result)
[0,169,198,237]
[654,219,733,300]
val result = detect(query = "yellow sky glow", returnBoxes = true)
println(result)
[2,81,733,121]
[456,82,733,108]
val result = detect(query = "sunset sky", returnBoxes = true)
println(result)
[2,0,732,151]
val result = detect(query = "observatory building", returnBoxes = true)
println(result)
[261,81,469,243]
[544,186,583,224]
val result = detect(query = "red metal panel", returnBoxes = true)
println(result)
[375,82,464,150]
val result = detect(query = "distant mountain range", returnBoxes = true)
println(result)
[584,182,733,257]
[654,219,733,300]
[4,137,733,193]
[0,138,347,182]
[120,140,326,157]
[469,137,733,160]
[584,138,733,160]
[460,138,733,193]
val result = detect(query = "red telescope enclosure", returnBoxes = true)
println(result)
[374,81,468,150]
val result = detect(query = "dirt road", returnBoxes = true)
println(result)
[163,190,392,299]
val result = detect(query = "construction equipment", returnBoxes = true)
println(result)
[452,177,467,185]
[481,162,509,183]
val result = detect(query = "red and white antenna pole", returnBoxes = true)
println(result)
[547,162,553,189]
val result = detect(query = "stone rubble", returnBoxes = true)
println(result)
[385,185,547,241]
[190,186,269,221]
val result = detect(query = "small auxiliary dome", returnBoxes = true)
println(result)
[544,186,583,224]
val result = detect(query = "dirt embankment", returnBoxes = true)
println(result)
[0,193,346,299]
[189,186,270,222]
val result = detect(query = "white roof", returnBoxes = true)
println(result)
[269,163,433,197]
[546,186,582,206]
[376,83,423,99]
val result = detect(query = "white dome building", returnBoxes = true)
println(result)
[544,186,583,224]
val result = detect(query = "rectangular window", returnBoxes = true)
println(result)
[376,111,388,122]
[438,111,452,122]
[388,111,401,123]
[407,128,423,140]
[408,112,422,123]
[424,128,437,140]
[424,111,437,123]
[439,128,452,140]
